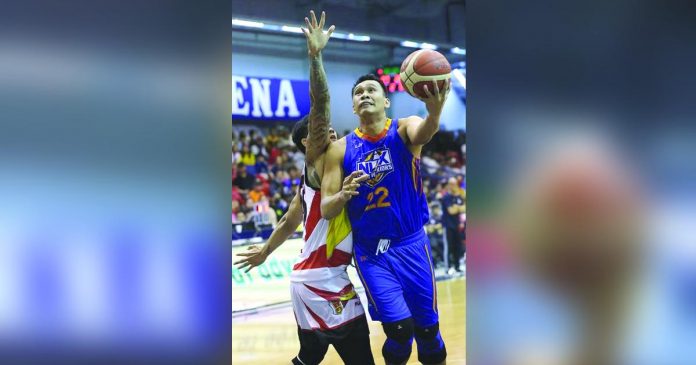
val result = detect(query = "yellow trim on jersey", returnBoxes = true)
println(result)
[354,118,392,140]
[326,208,351,259]
[411,156,418,192]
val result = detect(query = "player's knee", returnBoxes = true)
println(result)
[382,318,415,364]
[383,317,414,344]
[414,322,447,364]
[414,322,439,340]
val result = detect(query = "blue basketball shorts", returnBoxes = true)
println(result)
[353,229,439,327]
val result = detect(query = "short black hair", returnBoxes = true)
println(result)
[352,74,388,98]
[291,115,310,154]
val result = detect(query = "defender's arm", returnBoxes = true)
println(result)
[320,142,367,219]
[302,10,335,163]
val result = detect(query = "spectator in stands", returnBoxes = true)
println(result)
[233,130,245,150]
[248,129,257,143]
[281,153,298,173]
[240,144,256,170]
[276,128,293,149]
[433,180,446,201]
[270,155,283,176]
[251,135,266,157]
[233,211,247,224]
[247,196,277,227]
[442,157,463,176]
[233,162,255,192]
[269,169,284,192]
[268,141,281,165]
[270,193,289,219]
[257,173,271,195]
[232,185,243,205]
[255,154,269,176]
[266,127,280,147]
[441,176,466,274]
[287,166,302,186]
[232,200,241,221]
[421,151,440,174]
[249,182,266,203]
[238,131,249,145]
[287,145,305,171]
[425,202,445,267]
[232,144,241,164]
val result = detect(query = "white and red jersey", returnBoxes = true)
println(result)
[289,168,364,331]
[289,175,353,283]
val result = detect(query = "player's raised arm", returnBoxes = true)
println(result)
[320,141,367,219]
[234,190,303,273]
[403,79,452,146]
[301,10,335,164]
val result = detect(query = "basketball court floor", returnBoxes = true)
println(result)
[232,277,465,364]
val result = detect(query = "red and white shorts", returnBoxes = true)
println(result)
[290,273,365,331]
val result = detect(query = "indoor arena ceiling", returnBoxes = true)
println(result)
[232,0,465,65]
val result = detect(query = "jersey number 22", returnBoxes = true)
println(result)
[365,187,391,212]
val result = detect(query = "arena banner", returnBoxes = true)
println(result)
[232,237,364,312]
[232,75,310,122]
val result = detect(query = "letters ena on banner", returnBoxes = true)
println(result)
[232,75,310,122]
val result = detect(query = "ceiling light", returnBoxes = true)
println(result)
[232,19,264,28]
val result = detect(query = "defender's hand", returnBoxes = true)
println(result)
[339,171,368,202]
[419,79,452,117]
[233,245,267,273]
[301,10,335,56]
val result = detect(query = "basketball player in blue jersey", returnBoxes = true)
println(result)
[321,73,451,365]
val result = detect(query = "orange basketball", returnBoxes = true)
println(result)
[399,50,451,98]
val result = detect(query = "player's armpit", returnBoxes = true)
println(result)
[402,114,439,146]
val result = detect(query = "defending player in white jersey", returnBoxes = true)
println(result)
[233,10,373,365]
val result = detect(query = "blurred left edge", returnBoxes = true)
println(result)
[0,1,231,364]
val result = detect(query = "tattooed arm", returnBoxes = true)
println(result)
[301,10,335,165]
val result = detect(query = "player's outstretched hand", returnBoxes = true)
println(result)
[339,171,368,202]
[233,245,267,273]
[419,79,451,117]
[301,10,335,56]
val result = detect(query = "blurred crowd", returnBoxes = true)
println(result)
[232,126,304,230]
[232,125,466,271]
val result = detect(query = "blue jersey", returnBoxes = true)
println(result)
[343,118,429,252]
